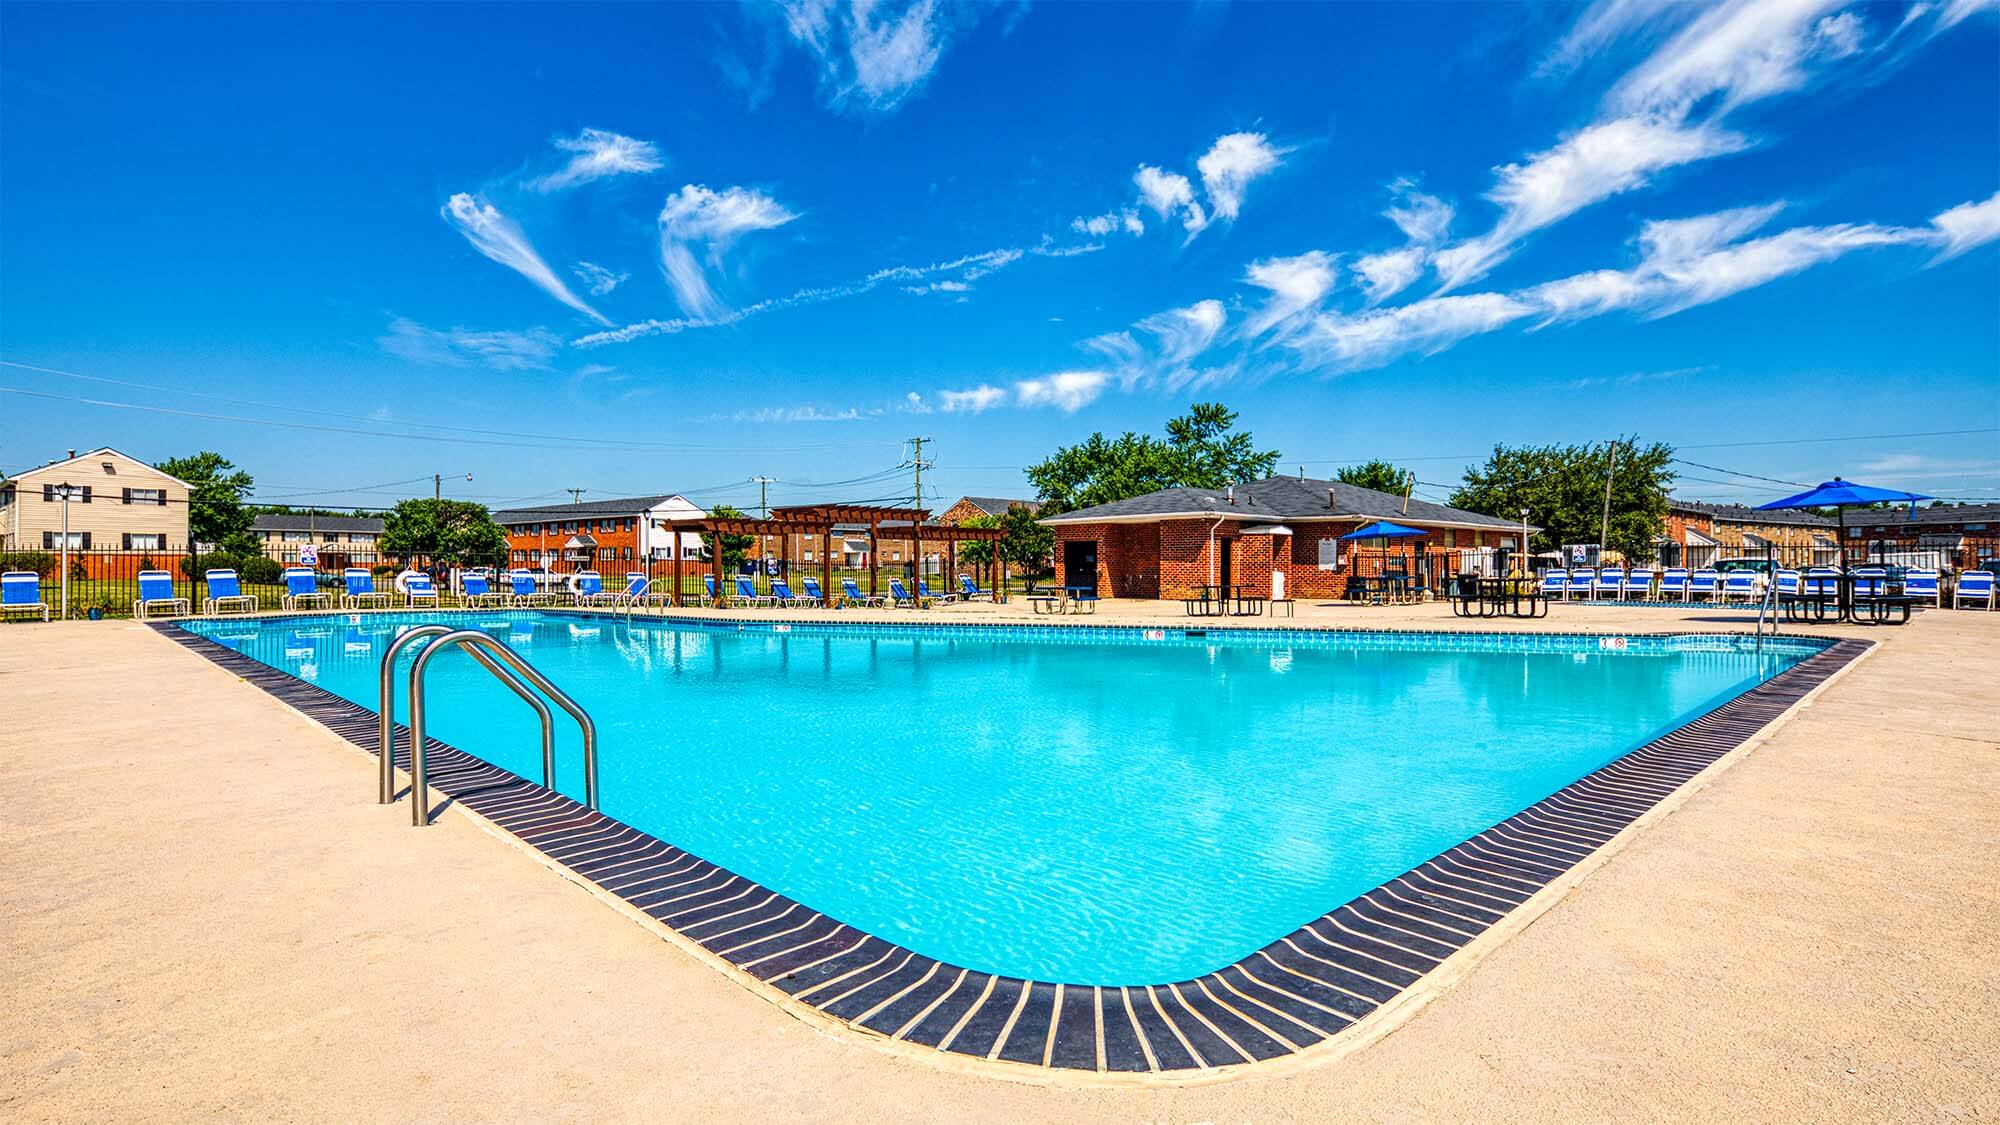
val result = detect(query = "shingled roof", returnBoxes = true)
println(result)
[492,495,687,522]
[951,496,1042,517]
[1040,475,1526,530]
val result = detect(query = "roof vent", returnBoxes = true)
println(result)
[1225,485,1235,505]
[1327,488,1336,510]
[67,449,76,460]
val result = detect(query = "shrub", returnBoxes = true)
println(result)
[371,563,397,577]
[0,551,55,578]
[181,551,244,579]
[239,555,282,585]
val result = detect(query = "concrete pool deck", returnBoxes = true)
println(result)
[3,604,1996,1121]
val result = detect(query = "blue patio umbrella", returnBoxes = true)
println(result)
[1755,478,1932,567]
[1340,519,1429,585]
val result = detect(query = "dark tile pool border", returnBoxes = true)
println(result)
[155,617,1870,1077]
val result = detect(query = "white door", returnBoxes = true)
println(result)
[1272,569,1286,600]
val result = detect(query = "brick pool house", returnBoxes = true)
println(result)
[1039,475,1531,601]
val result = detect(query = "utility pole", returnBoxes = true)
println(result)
[905,436,933,510]
[434,473,442,501]
[566,488,586,504]
[752,476,775,518]
[1599,438,1620,559]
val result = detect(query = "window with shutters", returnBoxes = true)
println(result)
[122,533,164,550]
[43,531,89,549]
[122,487,166,505]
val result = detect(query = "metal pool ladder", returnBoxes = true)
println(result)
[377,625,599,827]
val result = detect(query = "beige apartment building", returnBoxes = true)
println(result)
[0,447,192,551]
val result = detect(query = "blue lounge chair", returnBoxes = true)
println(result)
[1904,568,1941,605]
[1538,568,1568,599]
[506,569,550,607]
[959,574,993,600]
[2,571,50,621]
[801,576,829,606]
[1804,567,1841,600]
[342,568,391,610]
[1622,567,1654,600]
[1592,566,1624,600]
[840,578,884,608]
[1688,569,1721,602]
[202,568,260,616]
[770,578,806,607]
[569,570,605,606]
[402,571,440,608]
[917,578,955,604]
[1850,566,1888,598]
[1657,568,1689,601]
[700,574,718,606]
[731,576,770,607]
[1954,570,1995,609]
[887,577,926,608]
[134,570,191,620]
[460,572,499,608]
[1775,569,1802,599]
[1721,571,1759,603]
[282,567,331,611]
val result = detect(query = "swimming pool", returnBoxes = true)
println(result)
[182,612,1826,986]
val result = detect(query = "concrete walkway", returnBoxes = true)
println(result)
[2,608,1994,1122]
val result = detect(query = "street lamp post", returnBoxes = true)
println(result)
[52,483,82,620]
[1520,508,1530,575]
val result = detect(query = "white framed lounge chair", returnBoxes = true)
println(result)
[282,567,331,611]
[400,571,440,608]
[460,572,501,608]
[133,570,191,620]
[1538,568,1568,600]
[772,578,820,607]
[1804,568,1841,601]
[202,568,259,616]
[506,569,553,607]
[1850,566,1888,598]
[2,571,51,621]
[341,568,391,610]
[959,574,993,601]
[801,576,830,606]
[840,578,885,608]
[1903,568,1941,606]
[887,577,927,608]
[568,570,605,606]
[1622,567,1654,600]
[1721,571,1759,603]
[1593,567,1624,599]
[730,576,771,607]
[1954,570,1995,609]
[1687,569,1721,602]
[917,578,956,604]
[1657,568,1690,600]
[1775,569,1802,599]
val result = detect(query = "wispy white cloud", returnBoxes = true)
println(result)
[378,318,561,371]
[1354,179,1456,302]
[1134,165,1207,237]
[657,184,798,320]
[1070,207,1145,237]
[1294,293,1536,372]
[572,261,628,296]
[1929,190,2000,259]
[937,384,1006,413]
[1353,248,1428,305]
[1196,132,1287,222]
[528,128,663,192]
[729,404,863,423]
[442,193,610,324]
[1242,251,1336,336]
[1014,370,1110,412]
[775,0,975,112]
[1536,0,1683,77]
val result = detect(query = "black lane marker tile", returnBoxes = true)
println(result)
[1216,966,1350,1036]
[1429,852,1544,897]
[1243,954,1382,1021]
[665,888,775,929]
[729,915,845,966]
[1407,866,1528,911]
[684,895,798,943]
[902,973,991,1048]
[769,936,894,994]
[1196,975,1321,1048]
[1263,942,1401,1003]
[995,982,1058,1065]
[821,955,935,1020]
[1324,904,1458,962]
[1302,919,1436,978]
[944,977,1024,1059]
[1349,894,1479,949]
[1047,986,1100,1071]
[630,867,733,909]
[860,967,961,1036]
[1172,983,1289,1061]
[1148,985,1246,1068]
[1448,840,1564,885]
[1123,987,1196,1071]
[1099,989,1149,1072]
[1390,875,1508,923]
[590,852,701,895]
[1291,927,1421,988]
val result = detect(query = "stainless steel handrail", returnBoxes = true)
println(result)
[620,576,672,619]
[378,624,556,805]
[405,628,599,827]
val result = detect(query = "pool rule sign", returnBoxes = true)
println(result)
[298,545,318,567]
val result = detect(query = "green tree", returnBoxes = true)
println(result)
[1027,402,1280,513]
[701,504,755,571]
[377,498,509,568]
[952,505,1056,574]
[1448,438,1675,560]
[157,451,257,553]
[1334,459,1411,495]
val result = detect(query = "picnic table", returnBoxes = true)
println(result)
[1780,574,1919,626]
[1029,585,1100,614]
[1450,575,1548,618]
[1182,585,1266,616]
[1346,574,1417,605]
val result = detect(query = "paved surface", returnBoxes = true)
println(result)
[2,606,1995,1122]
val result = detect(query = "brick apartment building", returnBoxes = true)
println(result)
[1660,500,1839,569]
[250,513,385,569]
[1843,502,2000,568]
[492,495,707,572]
[1039,475,1528,600]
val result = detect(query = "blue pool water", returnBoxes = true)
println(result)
[183,612,1820,984]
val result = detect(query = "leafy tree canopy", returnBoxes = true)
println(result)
[157,451,257,554]
[1334,459,1411,495]
[702,504,755,570]
[378,498,509,568]
[1448,438,1674,560]
[1027,402,1280,514]
[953,505,1056,573]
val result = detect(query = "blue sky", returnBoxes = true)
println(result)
[3,0,1997,514]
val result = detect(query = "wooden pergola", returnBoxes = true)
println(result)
[661,503,1008,607]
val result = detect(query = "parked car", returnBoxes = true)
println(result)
[1713,557,1778,575]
